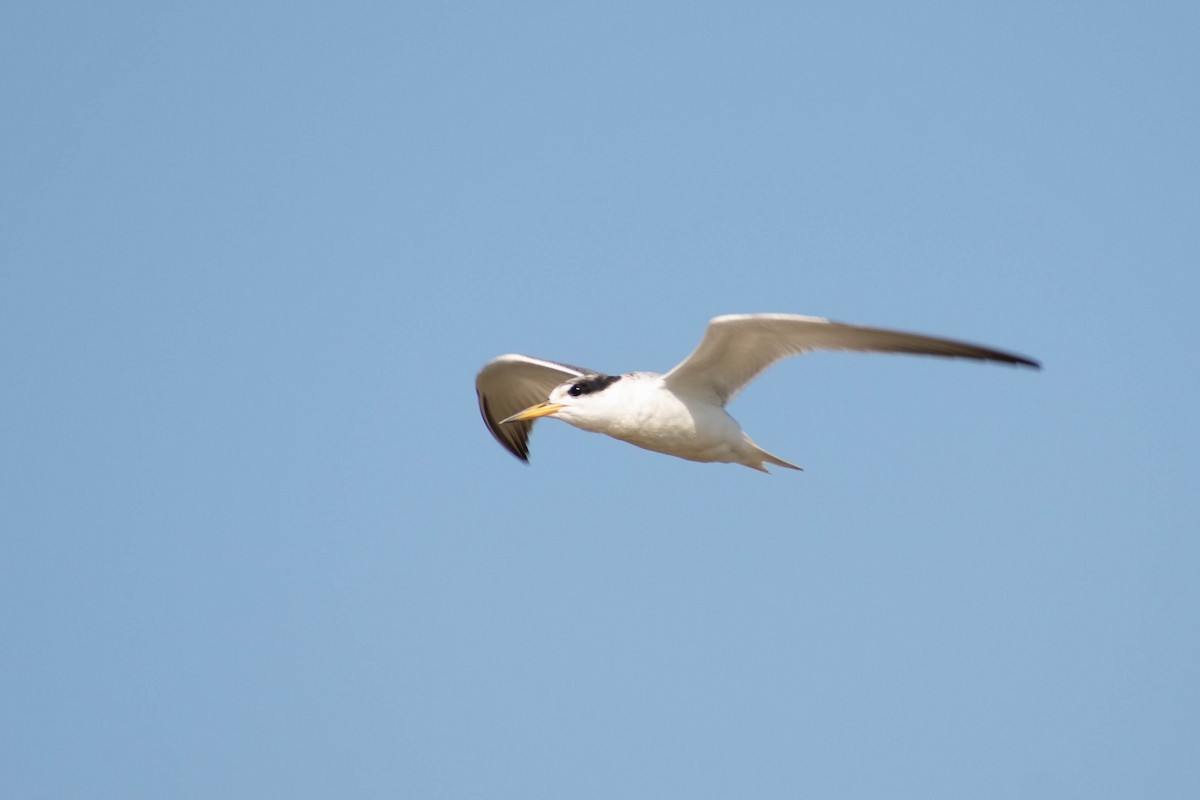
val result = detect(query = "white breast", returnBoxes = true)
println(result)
[570,374,747,463]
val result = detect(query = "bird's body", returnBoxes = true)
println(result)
[553,371,796,470]
[476,314,1039,472]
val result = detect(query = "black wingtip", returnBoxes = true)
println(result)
[480,393,530,464]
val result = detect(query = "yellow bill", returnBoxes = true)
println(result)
[500,402,565,424]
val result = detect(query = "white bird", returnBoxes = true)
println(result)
[476,313,1039,472]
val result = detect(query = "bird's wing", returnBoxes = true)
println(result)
[476,354,592,461]
[663,314,1040,404]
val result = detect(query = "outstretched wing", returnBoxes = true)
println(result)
[476,354,592,461]
[663,314,1039,404]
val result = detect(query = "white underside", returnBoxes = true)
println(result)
[555,374,800,472]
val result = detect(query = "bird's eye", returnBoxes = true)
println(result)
[568,383,585,397]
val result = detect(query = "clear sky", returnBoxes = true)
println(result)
[3,2,1198,798]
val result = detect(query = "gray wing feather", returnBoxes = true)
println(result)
[476,354,591,461]
[663,314,1039,404]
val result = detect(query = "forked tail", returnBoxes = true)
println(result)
[743,436,803,473]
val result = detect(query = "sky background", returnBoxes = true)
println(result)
[3,2,1198,798]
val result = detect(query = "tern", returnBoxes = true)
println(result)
[476,313,1039,472]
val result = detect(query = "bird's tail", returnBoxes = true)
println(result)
[744,437,803,473]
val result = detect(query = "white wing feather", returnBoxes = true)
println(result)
[663,314,1039,404]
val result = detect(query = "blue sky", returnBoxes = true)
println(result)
[2,2,1197,797]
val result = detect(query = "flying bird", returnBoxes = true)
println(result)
[476,313,1039,472]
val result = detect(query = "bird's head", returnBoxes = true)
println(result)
[500,373,624,428]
